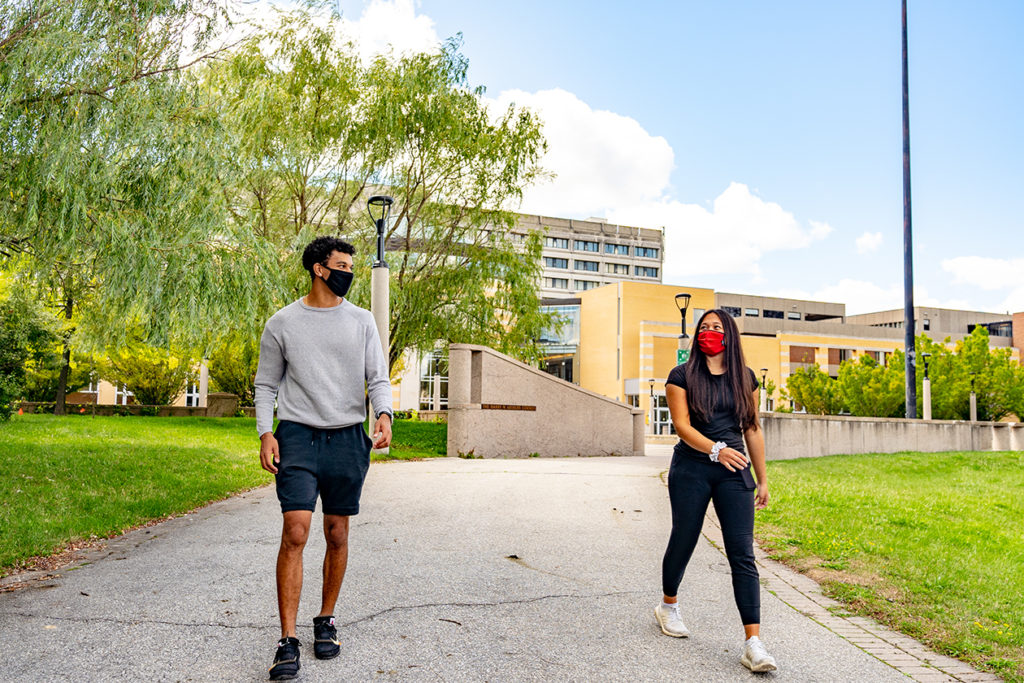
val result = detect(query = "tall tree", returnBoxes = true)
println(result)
[952,327,1019,422]
[204,17,552,371]
[0,0,279,413]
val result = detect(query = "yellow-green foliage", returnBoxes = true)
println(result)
[103,344,194,406]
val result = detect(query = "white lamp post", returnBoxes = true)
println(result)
[921,352,932,420]
[368,195,393,453]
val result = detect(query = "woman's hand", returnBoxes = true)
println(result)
[755,482,770,510]
[717,447,749,472]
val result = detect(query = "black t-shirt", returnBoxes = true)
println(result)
[665,363,758,459]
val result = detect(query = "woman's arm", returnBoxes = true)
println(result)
[744,388,770,509]
[666,384,749,472]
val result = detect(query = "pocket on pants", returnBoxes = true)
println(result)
[740,467,756,490]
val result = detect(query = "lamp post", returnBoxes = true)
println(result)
[368,195,393,453]
[921,352,931,420]
[901,0,917,419]
[760,368,769,412]
[675,293,691,365]
[969,371,978,422]
[648,378,656,435]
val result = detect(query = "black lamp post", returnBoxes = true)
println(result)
[675,293,691,364]
[648,378,656,435]
[367,195,393,268]
[760,368,768,412]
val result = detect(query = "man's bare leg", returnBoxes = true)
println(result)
[277,510,313,638]
[319,515,350,616]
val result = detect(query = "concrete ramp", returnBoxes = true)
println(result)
[447,343,644,458]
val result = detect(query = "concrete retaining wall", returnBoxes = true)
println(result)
[761,412,1023,460]
[447,344,644,458]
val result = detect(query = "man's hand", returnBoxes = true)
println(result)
[371,413,392,449]
[260,432,280,474]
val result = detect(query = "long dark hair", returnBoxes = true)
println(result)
[683,309,758,430]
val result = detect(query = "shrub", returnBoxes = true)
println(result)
[103,345,195,406]
[207,333,258,407]
[785,364,845,415]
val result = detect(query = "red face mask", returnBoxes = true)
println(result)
[697,329,726,356]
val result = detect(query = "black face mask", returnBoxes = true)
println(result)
[319,267,353,298]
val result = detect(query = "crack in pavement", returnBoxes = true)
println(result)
[1,590,649,633]
[339,590,648,628]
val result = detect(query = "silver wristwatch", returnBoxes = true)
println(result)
[709,441,727,463]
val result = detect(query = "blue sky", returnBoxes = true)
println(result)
[320,1,1023,314]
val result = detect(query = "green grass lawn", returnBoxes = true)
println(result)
[756,450,1024,682]
[0,414,447,574]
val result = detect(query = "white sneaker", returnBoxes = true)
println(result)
[654,603,690,637]
[741,636,778,672]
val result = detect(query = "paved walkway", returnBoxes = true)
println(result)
[0,456,999,682]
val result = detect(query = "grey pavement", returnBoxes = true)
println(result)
[2,456,920,682]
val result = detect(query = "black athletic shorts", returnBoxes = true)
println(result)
[273,420,372,516]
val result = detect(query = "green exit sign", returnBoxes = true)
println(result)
[677,348,690,364]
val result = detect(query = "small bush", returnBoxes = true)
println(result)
[103,344,194,407]
[207,334,258,407]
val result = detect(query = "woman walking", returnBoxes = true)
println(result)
[653,309,777,673]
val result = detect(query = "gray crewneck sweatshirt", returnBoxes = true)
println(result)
[254,298,393,436]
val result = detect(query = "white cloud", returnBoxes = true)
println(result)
[229,0,440,63]
[855,231,883,254]
[606,183,832,280]
[810,220,834,241]
[942,256,1024,312]
[488,88,675,218]
[339,0,441,63]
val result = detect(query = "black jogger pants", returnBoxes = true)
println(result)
[661,452,760,625]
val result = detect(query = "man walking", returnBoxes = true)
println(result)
[254,236,393,680]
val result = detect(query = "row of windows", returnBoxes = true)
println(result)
[543,236,660,259]
[543,258,659,278]
[544,277,601,291]
[720,306,802,320]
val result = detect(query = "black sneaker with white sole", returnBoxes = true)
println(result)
[269,637,301,680]
[313,616,341,660]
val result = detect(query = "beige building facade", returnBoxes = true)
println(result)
[513,213,664,300]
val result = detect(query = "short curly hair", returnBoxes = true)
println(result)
[302,236,356,279]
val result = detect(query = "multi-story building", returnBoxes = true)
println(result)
[512,214,664,300]
[846,307,1015,341]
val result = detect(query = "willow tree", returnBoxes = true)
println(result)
[0,0,279,413]
[205,16,552,372]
